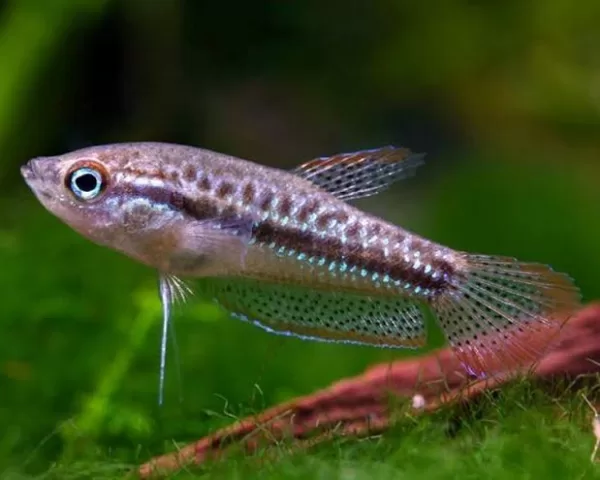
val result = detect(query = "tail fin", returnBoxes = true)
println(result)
[431,254,582,379]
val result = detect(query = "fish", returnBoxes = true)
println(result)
[20,142,582,401]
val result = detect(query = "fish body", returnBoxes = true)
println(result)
[21,142,582,392]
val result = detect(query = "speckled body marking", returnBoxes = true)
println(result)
[95,143,460,299]
[21,142,582,395]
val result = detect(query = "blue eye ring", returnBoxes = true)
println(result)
[66,163,108,201]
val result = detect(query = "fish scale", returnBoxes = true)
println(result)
[21,141,582,404]
[188,171,451,297]
[172,167,449,296]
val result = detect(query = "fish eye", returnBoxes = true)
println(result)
[67,165,107,201]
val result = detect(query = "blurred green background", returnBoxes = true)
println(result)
[1,0,600,476]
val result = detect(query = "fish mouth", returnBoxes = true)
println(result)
[20,162,35,183]
[20,159,44,187]
[20,159,54,201]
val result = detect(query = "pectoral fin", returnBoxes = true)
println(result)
[170,216,255,273]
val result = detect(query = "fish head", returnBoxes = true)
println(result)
[20,144,184,262]
[21,149,115,235]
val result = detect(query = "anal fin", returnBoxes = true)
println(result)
[206,279,428,349]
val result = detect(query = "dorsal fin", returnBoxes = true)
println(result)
[292,146,426,201]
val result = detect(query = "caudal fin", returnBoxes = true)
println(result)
[431,254,581,379]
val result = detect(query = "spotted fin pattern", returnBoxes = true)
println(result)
[431,254,581,378]
[206,279,428,349]
[292,146,426,201]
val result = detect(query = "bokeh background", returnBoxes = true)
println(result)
[1,0,600,475]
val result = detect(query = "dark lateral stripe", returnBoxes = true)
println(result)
[113,183,452,292]
[254,220,452,292]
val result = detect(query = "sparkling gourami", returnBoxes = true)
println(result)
[20,142,582,386]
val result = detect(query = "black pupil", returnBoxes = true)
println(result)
[75,173,98,193]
